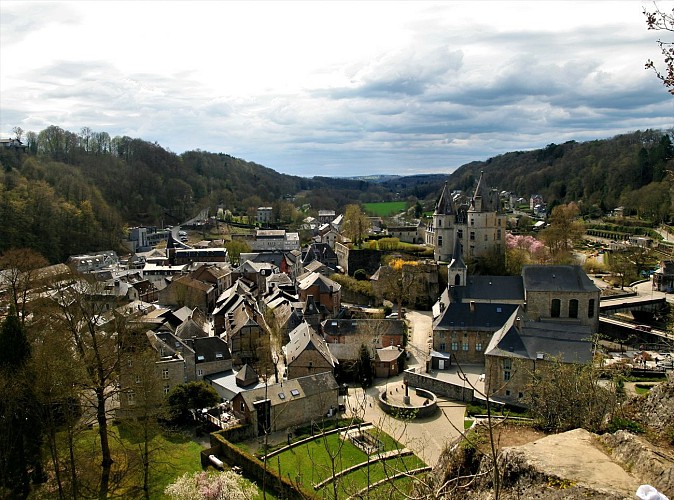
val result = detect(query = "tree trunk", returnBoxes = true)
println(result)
[95,388,112,500]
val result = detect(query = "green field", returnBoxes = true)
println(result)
[268,429,425,497]
[363,201,408,217]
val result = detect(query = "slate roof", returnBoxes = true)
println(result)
[453,276,525,302]
[433,302,518,331]
[284,322,338,367]
[321,318,406,338]
[485,308,593,364]
[435,182,455,215]
[522,265,598,293]
[176,317,208,339]
[238,371,339,408]
[235,364,259,387]
[297,272,341,293]
[376,346,404,363]
[184,336,231,363]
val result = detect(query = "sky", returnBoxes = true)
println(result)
[1,1,672,177]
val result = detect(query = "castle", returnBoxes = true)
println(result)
[425,171,506,263]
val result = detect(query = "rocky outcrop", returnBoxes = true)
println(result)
[601,430,674,498]
[636,373,674,434]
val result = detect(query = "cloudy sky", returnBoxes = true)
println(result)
[1,1,672,177]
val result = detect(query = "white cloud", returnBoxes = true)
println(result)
[1,1,671,177]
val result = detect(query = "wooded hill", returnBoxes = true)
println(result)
[440,129,673,220]
[0,126,671,263]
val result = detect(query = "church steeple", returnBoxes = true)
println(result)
[448,237,466,287]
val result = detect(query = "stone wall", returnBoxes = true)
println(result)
[403,369,475,403]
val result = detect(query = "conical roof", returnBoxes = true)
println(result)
[434,182,455,215]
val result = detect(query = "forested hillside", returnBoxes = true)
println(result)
[444,129,673,220]
[0,126,671,263]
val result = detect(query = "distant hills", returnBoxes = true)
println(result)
[0,126,671,263]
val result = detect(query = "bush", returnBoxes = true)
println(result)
[606,416,644,434]
[353,268,368,281]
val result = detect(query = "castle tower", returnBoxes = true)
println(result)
[432,182,456,262]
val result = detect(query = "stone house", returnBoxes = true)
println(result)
[653,260,674,292]
[189,263,232,297]
[283,322,338,379]
[431,301,519,368]
[158,275,217,313]
[484,308,593,405]
[222,298,266,366]
[374,346,405,378]
[296,272,341,317]
[321,318,405,349]
[522,265,600,331]
[231,371,339,437]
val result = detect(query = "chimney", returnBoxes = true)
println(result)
[515,316,521,329]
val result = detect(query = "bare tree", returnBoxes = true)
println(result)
[644,4,674,94]
[48,276,124,499]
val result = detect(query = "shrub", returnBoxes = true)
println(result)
[606,416,644,434]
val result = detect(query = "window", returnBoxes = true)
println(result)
[470,231,475,241]
[476,343,482,352]
[484,234,488,241]
[162,369,169,380]
[290,389,300,397]
[504,371,511,381]
[439,342,446,351]
[127,390,135,405]
[197,355,205,361]
[135,375,141,384]
[503,359,512,370]
[505,390,511,396]
[438,236,443,247]
[164,384,170,395]
[127,358,133,368]
[497,219,502,226]
[551,299,561,318]
[470,219,474,226]
[497,229,501,240]
[462,342,469,351]
[518,392,524,399]
[451,342,458,351]
[457,229,463,239]
[197,369,203,376]
[438,219,442,227]
[278,392,286,400]
[588,299,595,318]
[569,299,579,318]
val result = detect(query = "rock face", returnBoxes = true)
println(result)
[601,430,674,499]
[637,373,674,434]
[484,428,641,499]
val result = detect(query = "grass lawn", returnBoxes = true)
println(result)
[363,201,407,217]
[267,428,426,496]
[635,383,655,395]
[53,423,206,499]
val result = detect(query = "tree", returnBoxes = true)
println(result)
[523,356,618,433]
[644,5,674,94]
[0,248,49,327]
[167,381,220,424]
[374,258,425,315]
[0,310,44,498]
[341,204,371,246]
[224,239,251,266]
[49,277,124,499]
[539,202,585,261]
[165,471,256,500]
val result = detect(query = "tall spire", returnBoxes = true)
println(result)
[435,181,455,215]
[471,171,499,212]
